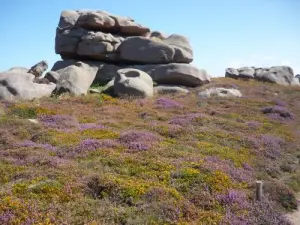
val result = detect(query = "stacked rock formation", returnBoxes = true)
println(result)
[225,66,300,86]
[50,10,211,95]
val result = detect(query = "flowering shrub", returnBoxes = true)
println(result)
[119,130,162,151]
[17,140,57,151]
[262,106,294,121]
[273,99,288,107]
[39,114,79,130]
[169,113,205,126]
[79,123,105,131]
[155,98,183,109]
[203,156,253,183]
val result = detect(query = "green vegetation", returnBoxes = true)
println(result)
[0,78,299,224]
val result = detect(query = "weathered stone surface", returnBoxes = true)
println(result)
[28,60,48,77]
[198,87,242,98]
[162,34,193,63]
[238,67,255,79]
[45,71,60,84]
[58,10,80,29]
[52,61,98,95]
[55,28,87,57]
[154,85,189,94]
[225,68,239,78]
[119,37,175,64]
[77,11,116,31]
[0,71,55,101]
[140,63,210,87]
[52,60,117,84]
[226,66,296,86]
[255,66,294,85]
[53,60,210,88]
[149,31,167,40]
[114,68,153,98]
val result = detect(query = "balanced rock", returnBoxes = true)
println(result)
[0,71,55,101]
[114,68,153,98]
[198,87,242,98]
[226,66,297,86]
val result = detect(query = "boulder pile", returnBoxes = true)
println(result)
[0,61,56,101]
[50,10,211,96]
[225,66,300,86]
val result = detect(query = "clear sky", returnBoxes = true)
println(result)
[0,0,299,76]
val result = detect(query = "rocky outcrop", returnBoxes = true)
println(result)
[114,68,153,98]
[0,70,55,101]
[50,9,209,96]
[198,87,242,98]
[55,10,193,64]
[52,60,210,88]
[225,66,297,86]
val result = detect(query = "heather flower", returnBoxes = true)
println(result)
[0,210,15,224]
[203,156,253,183]
[79,123,105,131]
[274,99,288,107]
[17,140,57,151]
[169,113,204,126]
[127,142,150,151]
[262,106,294,121]
[246,121,261,129]
[155,97,183,109]
[57,139,120,158]
[260,135,284,159]
[39,114,79,130]
[216,189,247,206]
[248,134,284,159]
[119,130,161,151]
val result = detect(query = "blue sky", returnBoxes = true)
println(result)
[0,0,299,76]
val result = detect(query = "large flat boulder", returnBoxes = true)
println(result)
[0,71,55,101]
[119,37,175,64]
[138,63,210,87]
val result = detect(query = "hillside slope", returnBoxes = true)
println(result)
[0,77,300,224]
